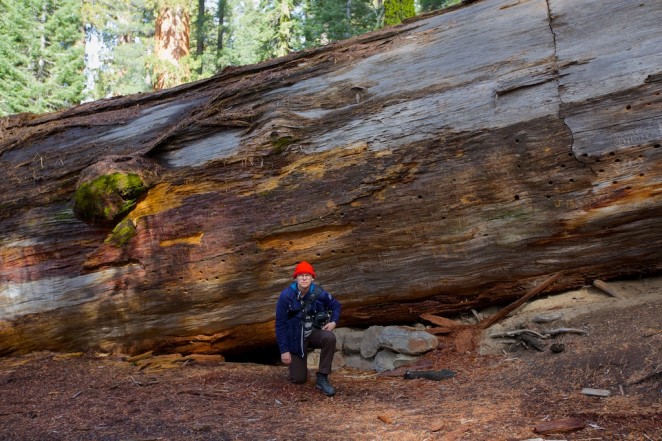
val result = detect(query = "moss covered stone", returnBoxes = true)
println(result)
[73,173,146,225]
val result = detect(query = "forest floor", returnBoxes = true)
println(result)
[1,277,660,441]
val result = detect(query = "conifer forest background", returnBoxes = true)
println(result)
[0,0,460,117]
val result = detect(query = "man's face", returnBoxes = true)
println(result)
[296,273,314,291]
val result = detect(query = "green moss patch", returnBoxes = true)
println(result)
[271,136,297,154]
[73,173,146,226]
[105,218,137,247]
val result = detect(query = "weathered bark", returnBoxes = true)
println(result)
[1,0,661,357]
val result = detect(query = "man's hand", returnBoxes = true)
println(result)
[281,352,292,365]
[322,321,337,332]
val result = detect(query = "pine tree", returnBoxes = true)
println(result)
[0,0,85,116]
[82,0,155,99]
[44,0,86,108]
[383,0,415,26]
[276,0,293,57]
[299,0,377,48]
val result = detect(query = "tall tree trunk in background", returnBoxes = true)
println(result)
[154,6,191,90]
[216,0,225,59]
[38,0,47,81]
[276,0,291,57]
[345,0,351,39]
[196,0,205,74]
[374,0,384,28]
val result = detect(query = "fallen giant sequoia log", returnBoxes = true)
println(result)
[1,0,661,356]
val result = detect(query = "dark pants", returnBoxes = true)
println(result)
[289,329,336,384]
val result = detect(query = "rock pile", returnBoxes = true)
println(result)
[308,325,439,372]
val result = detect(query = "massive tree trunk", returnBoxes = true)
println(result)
[1,0,661,357]
[154,5,191,90]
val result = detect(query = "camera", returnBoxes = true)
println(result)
[312,310,331,329]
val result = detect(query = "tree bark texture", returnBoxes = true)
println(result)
[154,6,191,90]
[1,0,661,356]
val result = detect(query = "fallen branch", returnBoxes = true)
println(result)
[490,327,587,339]
[489,329,547,339]
[592,279,625,299]
[544,328,588,337]
[479,272,563,329]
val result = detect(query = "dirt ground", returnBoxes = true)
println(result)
[1,278,660,441]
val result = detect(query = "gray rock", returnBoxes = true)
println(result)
[333,328,351,351]
[378,326,438,355]
[342,353,375,371]
[373,349,419,372]
[360,325,384,358]
[331,351,346,370]
[343,328,365,354]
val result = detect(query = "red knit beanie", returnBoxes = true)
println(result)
[292,261,316,279]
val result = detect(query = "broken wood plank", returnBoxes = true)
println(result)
[533,417,586,434]
[592,279,625,299]
[479,272,563,329]
[419,313,466,329]
[581,388,611,397]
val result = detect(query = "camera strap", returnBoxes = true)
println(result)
[299,284,323,317]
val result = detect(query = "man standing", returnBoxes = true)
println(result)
[275,261,341,396]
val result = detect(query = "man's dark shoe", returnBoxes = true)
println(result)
[316,373,336,396]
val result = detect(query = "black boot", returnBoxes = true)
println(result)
[316,373,336,396]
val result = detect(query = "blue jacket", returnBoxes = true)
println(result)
[275,282,341,358]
